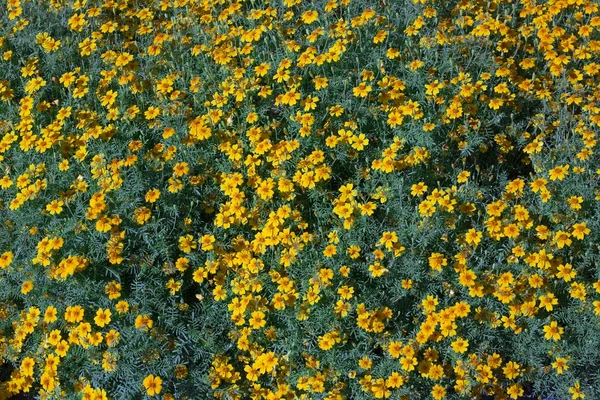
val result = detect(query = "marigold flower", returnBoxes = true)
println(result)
[552,357,569,374]
[0,251,14,269]
[94,308,112,327]
[143,375,162,396]
[543,320,564,341]
[451,337,468,353]
[21,280,34,294]
[464,228,482,246]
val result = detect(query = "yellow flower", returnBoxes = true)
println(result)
[503,361,521,379]
[55,340,70,357]
[358,355,372,369]
[0,251,14,269]
[410,182,428,196]
[46,200,65,215]
[68,13,86,31]
[428,253,447,271]
[507,384,524,399]
[445,102,463,119]
[465,228,482,246]
[94,308,112,327]
[95,216,112,233]
[373,29,388,44]
[116,300,129,314]
[552,357,569,374]
[431,384,446,400]
[44,306,58,323]
[539,293,558,311]
[422,295,438,312]
[249,311,266,329]
[79,38,97,56]
[64,305,85,323]
[145,188,161,203]
[313,76,328,90]
[178,234,197,253]
[280,89,301,106]
[571,222,590,240]
[424,80,443,96]
[407,58,424,70]
[329,104,344,117]
[350,133,369,150]
[301,10,318,24]
[506,178,525,194]
[543,320,564,341]
[144,106,160,120]
[45,353,60,375]
[40,372,56,392]
[143,375,163,396]
[323,244,337,258]
[548,164,569,181]
[379,231,398,250]
[503,223,520,239]
[20,357,35,376]
[421,122,435,134]
[244,364,260,381]
[253,351,278,374]
[359,202,376,216]
[101,90,118,107]
[569,381,585,399]
[0,175,13,189]
[556,263,576,281]
[302,95,319,111]
[254,62,270,77]
[213,285,227,301]
[418,199,436,217]
[554,231,572,249]
[21,280,34,294]
[369,261,388,277]
[48,329,62,346]
[569,282,586,301]
[133,206,152,225]
[457,170,470,183]
[135,314,153,330]
[115,52,133,67]
[397,355,415,372]
[353,82,372,98]
[24,76,46,94]
[173,162,189,177]
[488,98,504,110]
[166,278,182,295]
[451,337,468,353]
[566,195,583,210]
[256,178,275,200]
[58,159,70,171]
[200,234,215,251]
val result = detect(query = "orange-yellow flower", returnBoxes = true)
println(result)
[552,357,569,374]
[465,228,482,246]
[94,308,112,327]
[249,311,266,329]
[379,231,398,250]
[143,375,162,396]
[353,82,372,98]
[543,320,564,341]
[0,251,14,269]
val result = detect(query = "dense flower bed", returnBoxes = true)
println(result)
[1,0,600,399]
